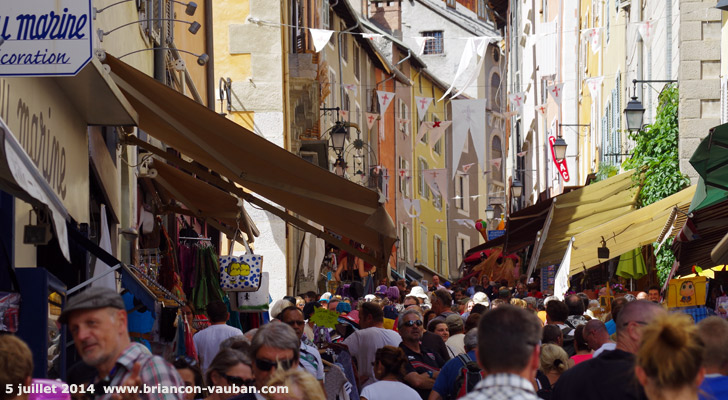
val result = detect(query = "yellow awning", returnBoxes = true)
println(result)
[532,171,640,270]
[569,185,696,275]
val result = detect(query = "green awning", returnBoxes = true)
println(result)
[689,123,728,211]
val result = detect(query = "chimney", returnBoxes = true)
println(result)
[368,0,402,37]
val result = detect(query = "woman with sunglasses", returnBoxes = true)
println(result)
[204,349,255,400]
[360,346,420,400]
[173,356,205,400]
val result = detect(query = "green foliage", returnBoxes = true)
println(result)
[653,238,676,287]
[623,84,691,208]
[592,163,619,184]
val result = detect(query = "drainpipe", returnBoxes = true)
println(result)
[205,0,215,109]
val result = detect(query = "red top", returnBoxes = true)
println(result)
[571,353,593,365]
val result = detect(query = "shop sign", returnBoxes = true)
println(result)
[0,0,92,76]
[487,230,505,240]
[549,135,570,182]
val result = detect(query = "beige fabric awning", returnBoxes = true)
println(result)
[146,159,259,243]
[568,185,696,275]
[105,56,396,266]
[530,171,640,271]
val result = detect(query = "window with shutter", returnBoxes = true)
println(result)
[420,226,428,267]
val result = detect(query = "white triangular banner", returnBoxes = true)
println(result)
[415,96,433,121]
[509,92,526,113]
[547,83,565,106]
[343,84,358,97]
[452,99,487,177]
[310,29,334,53]
[439,36,495,101]
[491,157,502,170]
[403,198,421,218]
[365,113,378,130]
[423,169,448,199]
[585,28,601,54]
[413,36,432,56]
[399,118,410,132]
[339,110,349,120]
[535,104,547,115]
[450,37,495,99]
[462,163,476,173]
[637,20,653,45]
[554,239,573,300]
[377,91,395,115]
[428,121,452,147]
[361,33,384,40]
[585,76,604,99]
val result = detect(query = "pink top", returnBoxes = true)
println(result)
[571,353,593,365]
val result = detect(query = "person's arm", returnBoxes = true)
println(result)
[427,391,443,400]
[403,371,435,389]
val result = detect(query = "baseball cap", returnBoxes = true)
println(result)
[59,287,125,324]
[319,292,332,302]
[445,313,464,331]
[375,285,388,297]
[472,291,490,306]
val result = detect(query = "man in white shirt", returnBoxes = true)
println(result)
[343,302,402,388]
[279,306,325,382]
[193,300,243,372]
[583,319,615,358]
[444,314,466,356]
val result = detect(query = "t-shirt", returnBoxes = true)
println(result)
[360,380,421,400]
[432,350,477,399]
[700,375,728,400]
[342,326,402,387]
[299,341,324,380]
[193,323,244,372]
[422,331,451,362]
[551,349,647,400]
[446,333,466,356]
[592,342,616,358]
[570,353,593,365]
[400,343,446,399]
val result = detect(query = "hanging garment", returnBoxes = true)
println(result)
[179,244,198,297]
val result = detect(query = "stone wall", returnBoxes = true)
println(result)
[678,0,721,182]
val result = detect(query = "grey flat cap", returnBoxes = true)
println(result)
[59,287,125,324]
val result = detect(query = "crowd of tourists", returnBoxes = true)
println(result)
[2,277,727,400]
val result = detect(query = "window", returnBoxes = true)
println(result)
[418,157,430,199]
[606,0,610,43]
[456,174,469,213]
[401,225,410,262]
[477,0,488,19]
[353,43,360,80]
[422,31,444,55]
[490,73,502,110]
[343,93,350,113]
[491,135,503,181]
[355,103,361,127]
[420,226,428,266]
[400,100,410,136]
[419,121,428,144]
[446,0,456,8]
[322,0,330,29]
[399,157,411,197]
[340,21,348,62]
[433,236,443,273]
[457,234,470,267]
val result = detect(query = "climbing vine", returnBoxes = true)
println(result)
[622,84,690,285]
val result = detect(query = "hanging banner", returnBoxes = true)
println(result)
[403,198,421,218]
[584,28,601,54]
[423,169,448,199]
[377,91,395,115]
[461,163,476,174]
[399,118,410,132]
[554,239,573,300]
[535,104,547,115]
[365,113,378,130]
[339,110,349,121]
[413,36,433,56]
[449,37,497,99]
[452,99,487,177]
[509,92,526,114]
[549,135,570,182]
[491,157,502,170]
[428,120,452,147]
[361,33,384,40]
[637,20,653,45]
[547,83,565,106]
[585,76,604,99]
[310,29,334,52]
[415,96,433,121]
[343,84,358,97]
[439,37,496,101]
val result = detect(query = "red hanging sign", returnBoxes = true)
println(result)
[549,135,570,182]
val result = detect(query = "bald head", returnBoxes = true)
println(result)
[584,319,610,351]
[615,300,666,351]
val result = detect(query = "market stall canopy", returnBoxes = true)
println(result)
[530,171,639,272]
[568,185,695,275]
[673,199,728,275]
[145,159,259,243]
[104,56,396,266]
[689,123,728,211]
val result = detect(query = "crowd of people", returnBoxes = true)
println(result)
[2,277,728,400]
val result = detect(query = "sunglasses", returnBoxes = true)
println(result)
[221,373,256,387]
[255,357,295,372]
[403,319,423,327]
[173,355,198,369]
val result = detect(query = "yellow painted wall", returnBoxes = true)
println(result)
[412,72,448,274]
[212,0,254,131]
[578,0,599,178]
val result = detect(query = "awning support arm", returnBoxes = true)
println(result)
[67,263,122,295]
[125,135,384,267]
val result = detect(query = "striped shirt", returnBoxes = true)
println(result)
[462,373,539,400]
[99,342,185,400]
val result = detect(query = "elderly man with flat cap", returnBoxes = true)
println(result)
[60,287,184,400]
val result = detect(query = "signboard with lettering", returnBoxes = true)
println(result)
[487,230,505,240]
[549,135,570,182]
[0,0,93,76]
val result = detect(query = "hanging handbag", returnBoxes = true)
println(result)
[0,241,21,333]
[219,237,263,292]
[237,272,270,312]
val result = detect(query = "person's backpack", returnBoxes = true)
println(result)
[452,353,485,399]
